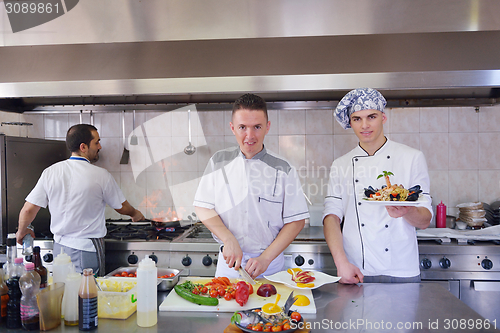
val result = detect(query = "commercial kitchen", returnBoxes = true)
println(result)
[1,1,500,332]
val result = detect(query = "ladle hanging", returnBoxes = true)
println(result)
[184,109,196,155]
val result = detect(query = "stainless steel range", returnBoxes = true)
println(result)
[419,238,500,323]
[104,222,336,277]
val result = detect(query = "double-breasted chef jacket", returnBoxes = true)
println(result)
[194,145,309,278]
[323,138,433,278]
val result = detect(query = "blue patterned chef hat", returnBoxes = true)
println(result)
[334,88,387,129]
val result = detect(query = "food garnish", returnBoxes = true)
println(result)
[364,171,422,201]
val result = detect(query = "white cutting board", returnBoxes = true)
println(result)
[159,277,316,313]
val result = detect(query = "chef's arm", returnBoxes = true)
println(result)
[324,214,364,284]
[195,206,243,270]
[16,201,40,244]
[115,200,145,222]
[246,219,305,279]
[386,206,432,229]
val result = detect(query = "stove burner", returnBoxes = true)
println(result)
[105,222,191,241]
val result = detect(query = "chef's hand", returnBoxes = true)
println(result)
[221,241,243,271]
[385,205,414,219]
[337,261,364,284]
[15,227,35,245]
[131,209,145,222]
[245,256,272,279]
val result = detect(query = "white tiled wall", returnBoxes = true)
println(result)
[2,105,499,226]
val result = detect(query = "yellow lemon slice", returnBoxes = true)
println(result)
[293,295,310,306]
[296,282,315,288]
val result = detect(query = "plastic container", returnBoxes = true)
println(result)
[53,248,72,318]
[32,246,47,289]
[6,258,25,329]
[136,255,157,327]
[20,262,40,330]
[436,201,447,228]
[79,268,98,331]
[64,265,81,326]
[96,277,137,319]
[36,283,65,331]
[22,225,34,256]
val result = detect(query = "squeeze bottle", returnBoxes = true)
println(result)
[53,248,72,317]
[136,255,157,327]
[64,264,81,326]
[19,262,40,330]
[436,201,447,228]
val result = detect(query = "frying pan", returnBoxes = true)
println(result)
[142,218,181,228]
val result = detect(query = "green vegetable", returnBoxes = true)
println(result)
[174,282,218,306]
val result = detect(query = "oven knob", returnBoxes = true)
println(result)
[420,258,432,269]
[149,254,158,264]
[202,255,212,267]
[308,259,314,265]
[295,255,305,266]
[481,258,493,270]
[128,254,138,265]
[43,253,53,263]
[24,255,33,263]
[213,258,218,265]
[182,256,192,266]
[439,257,451,269]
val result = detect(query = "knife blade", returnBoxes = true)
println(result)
[238,267,257,285]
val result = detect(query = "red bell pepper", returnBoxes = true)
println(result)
[235,280,250,306]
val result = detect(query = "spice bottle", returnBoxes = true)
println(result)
[136,255,157,327]
[32,246,47,289]
[78,268,98,331]
[436,201,447,228]
[20,262,40,330]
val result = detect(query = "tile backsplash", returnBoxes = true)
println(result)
[2,105,499,227]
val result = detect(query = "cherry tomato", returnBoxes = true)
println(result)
[217,286,226,297]
[192,288,200,295]
[283,323,291,330]
[128,273,135,277]
[252,323,263,331]
[224,292,232,301]
[201,286,208,294]
[114,274,121,277]
[271,325,282,332]
[290,312,301,322]
[121,271,128,277]
[209,288,218,298]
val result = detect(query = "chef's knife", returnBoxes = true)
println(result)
[238,267,257,285]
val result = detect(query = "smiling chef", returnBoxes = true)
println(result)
[323,88,433,284]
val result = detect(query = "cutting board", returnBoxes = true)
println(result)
[159,277,316,313]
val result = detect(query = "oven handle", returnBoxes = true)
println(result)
[472,281,500,292]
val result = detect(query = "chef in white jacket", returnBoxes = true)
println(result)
[323,88,433,284]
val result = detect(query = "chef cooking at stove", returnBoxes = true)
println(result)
[194,93,309,279]
[16,124,145,275]
[323,88,433,284]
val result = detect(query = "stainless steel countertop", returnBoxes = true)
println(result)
[3,282,498,332]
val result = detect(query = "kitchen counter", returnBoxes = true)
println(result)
[2,282,498,332]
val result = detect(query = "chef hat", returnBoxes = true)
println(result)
[334,88,387,129]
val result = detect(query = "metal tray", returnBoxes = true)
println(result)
[105,266,182,291]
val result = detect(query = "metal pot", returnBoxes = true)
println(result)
[105,267,182,291]
[142,218,181,229]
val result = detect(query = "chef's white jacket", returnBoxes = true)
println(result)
[194,146,309,277]
[323,139,433,277]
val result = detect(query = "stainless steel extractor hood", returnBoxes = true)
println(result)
[1,0,500,112]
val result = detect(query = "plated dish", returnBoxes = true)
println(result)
[361,195,429,206]
[264,270,340,290]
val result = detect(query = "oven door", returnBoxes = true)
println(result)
[460,280,500,323]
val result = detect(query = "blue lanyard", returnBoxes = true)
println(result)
[69,156,90,163]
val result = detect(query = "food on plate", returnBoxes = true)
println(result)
[257,284,277,297]
[174,281,219,306]
[112,271,176,278]
[363,171,422,202]
[179,277,253,305]
[159,273,176,278]
[290,269,315,284]
[293,295,310,306]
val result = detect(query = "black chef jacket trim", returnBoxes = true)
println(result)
[194,199,215,206]
[284,211,309,220]
[325,195,341,200]
[258,197,281,204]
[351,156,365,270]
[357,136,388,156]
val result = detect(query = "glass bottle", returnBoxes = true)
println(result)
[32,246,48,289]
[2,234,17,280]
[20,262,40,330]
[78,268,98,331]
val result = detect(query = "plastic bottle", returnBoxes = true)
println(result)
[64,264,81,326]
[136,255,157,327]
[6,257,24,329]
[0,269,9,322]
[436,201,447,228]
[22,225,34,256]
[20,262,40,330]
[32,246,48,289]
[78,268,98,331]
[53,248,72,284]
[2,234,17,280]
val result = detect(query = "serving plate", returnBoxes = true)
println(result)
[361,194,428,206]
[264,270,340,290]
